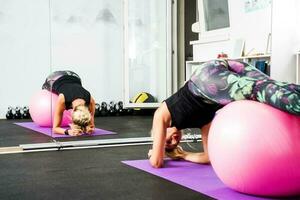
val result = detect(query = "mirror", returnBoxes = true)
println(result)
[123,0,171,109]
[0,0,169,150]
[0,0,275,150]
[0,0,54,147]
[49,0,170,144]
[49,0,125,141]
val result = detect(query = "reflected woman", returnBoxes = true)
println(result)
[42,70,95,136]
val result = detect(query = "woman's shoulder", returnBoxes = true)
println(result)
[57,93,66,103]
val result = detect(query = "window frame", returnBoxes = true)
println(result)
[123,0,174,108]
[197,0,231,43]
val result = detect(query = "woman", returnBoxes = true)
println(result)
[148,59,300,168]
[42,70,95,136]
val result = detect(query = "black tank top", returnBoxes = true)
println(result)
[52,76,91,109]
[165,81,222,129]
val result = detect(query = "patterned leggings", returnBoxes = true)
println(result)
[189,59,300,115]
[42,70,81,91]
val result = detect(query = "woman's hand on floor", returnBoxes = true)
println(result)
[86,125,95,134]
[69,128,84,136]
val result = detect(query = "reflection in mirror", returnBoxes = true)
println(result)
[49,0,123,105]
[0,0,53,147]
[127,0,168,106]
[48,0,135,142]
[0,0,276,150]
[0,0,164,150]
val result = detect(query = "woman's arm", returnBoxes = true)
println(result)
[182,152,210,164]
[167,122,211,164]
[52,94,68,135]
[53,94,82,136]
[201,122,211,154]
[89,97,96,126]
[86,97,96,134]
[149,102,172,168]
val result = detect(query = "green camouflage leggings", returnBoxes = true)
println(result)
[189,59,300,115]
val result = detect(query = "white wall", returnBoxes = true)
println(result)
[192,0,300,83]
[0,0,50,119]
[271,0,299,82]
[193,0,272,61]
[0,0,123,118]
[50,0,123,102]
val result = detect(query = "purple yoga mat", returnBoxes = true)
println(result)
[122,159,282,200]
[15,122,116,138]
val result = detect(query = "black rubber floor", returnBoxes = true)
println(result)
[0,116,298,199]
[0,145,214,200]
[0,114,212,199]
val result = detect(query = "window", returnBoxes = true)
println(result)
[198,0,230,42]
[123,0,172,108]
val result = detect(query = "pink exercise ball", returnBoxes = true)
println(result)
[29,90,71,127]
[208,100,300,197]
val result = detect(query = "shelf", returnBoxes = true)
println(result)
[185,55,271,81]
[186,54,271,64]
[240,54,271,59]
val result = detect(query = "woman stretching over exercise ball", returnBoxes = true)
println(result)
[148,59,300,168]
[42,70,95,136]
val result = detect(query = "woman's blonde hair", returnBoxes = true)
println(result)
[71,105,91,132]
[165,145,184,160]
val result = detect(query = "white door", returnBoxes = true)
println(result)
[123,0,173,108]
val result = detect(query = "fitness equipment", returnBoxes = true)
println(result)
[95,103,101,117]
[130,92,156,103]
[100,102,108,116]
[6,107,13,120]
[14,106,22,119]
[208,100,300,197]
[93,100,154,117]
[108,101,116,116]
[6,106,31,119]
[19,107,25,119]
[130,92,156,115]
[29,90,72,127]
[11,108,17,119]
[115,101,124,115]
[22,106,30,119]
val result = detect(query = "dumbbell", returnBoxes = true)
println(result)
[108,101,116,116]
[100,102,108,116]
[6,106,14,120]
[14,106,22,119]
[115,101,124,115]
[95,103,101,117]
[117,101,133,115]
[11,107,17,119]
[22,106,30,119]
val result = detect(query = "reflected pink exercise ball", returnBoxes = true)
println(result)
[29,90,71,127]
[208,100,300,197]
